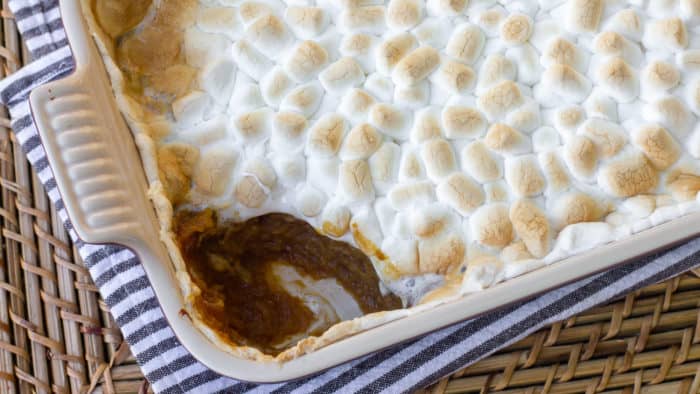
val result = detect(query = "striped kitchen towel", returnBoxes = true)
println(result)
[2,0,700,393]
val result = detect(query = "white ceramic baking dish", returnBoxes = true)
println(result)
[26,0,700,383]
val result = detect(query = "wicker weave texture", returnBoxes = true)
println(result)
[0,3,699,394]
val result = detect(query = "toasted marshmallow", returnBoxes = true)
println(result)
[338,159,374,202]
[339,88,375,123]
[418,232,465,273]
[563,135,598,181]
[646,96,693,137]
[596,57,639,103]
[505,155,546,197]
[552,192,604,229]
[542,64,592,104]
[243,157,277,189]
[394,81,430,109]
[285,6,329,39]
[194,146,237,197]
[509,199,551,258]
[470,203,514,249]
[421,138,457,181]
[284,40,329,82]
[234,108,273,143]
[445,24,485,65]
[484,181,510,203]
[340,34,378,73]
[235,175,268,208]
[376,33,418,75]
[411,108,443,143]
[500,13,533,45]
[643,18,688,52]
[583,91,618,121]
[340,123,383,160]
[319,57,366,95]
[478,81,524,120]
[183,28,230,69]
[409,203,453,239]
[411,17,452,49]
[260,66,293,107]
[500,240,532,263]
[280,82,324,117]
[506,44,542,85]
[599,153,659,197]
[632,124,681,170]
[506,99,541,133]
[172,91,210,127]
[350,207,383,254]
[369,103,410,139]
[306,114,347,158]
[339,6,386,34]
[271,111,307,152]
[442,106,486,139]
[554,105,585,133]
[398,149,426,181]
[606,9,642,41]
[476,54,516,92]
[579,118,627,158]
[541,37,586,72]
[459,142,500,184]
[246,14,293,58]
[484,123,531,155]
[318,204,350,238]
[369,142,401,193]
[688,80,700,115]
[432,60,475,95]
[387,0,423,30]
[271,152,305,187]
[382,237,419,274]
[667,172,700,201]
[197,7,241,39]
[238,2,273,26]
[427,0,467,16]
[539,151,571,193]
[593,31,642,65]
[474,6,507,37]
[392,46,441,87]
[680,0,700,20]
[294,184,325,217]
[677,50,700,74]
[436,173,485,215]
[565,0,603,33]
[232,39,272,81]
[389,181,435,210]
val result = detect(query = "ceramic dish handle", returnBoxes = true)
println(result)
[28,0,168,265]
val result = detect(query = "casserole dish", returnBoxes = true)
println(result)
[27,0,700,382]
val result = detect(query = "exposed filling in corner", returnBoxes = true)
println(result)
[174,210,401,354]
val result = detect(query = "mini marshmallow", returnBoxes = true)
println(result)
[339,5,386,34]
[339,88,375,123]
[418,232,465,273]
[505,44,541,85]
[194,146,238,197]
[421,138,457,181]
[409,203,454,239]
[306,113,347,158]
[554,105,585,133]
[583,91,618,121]
[532,126,560,152]
[506,99,541,133]
[563,135,598,181]
[172,91,210,127]
[381,237,419,274]
[552,192,604,229]
[260,66,293,107]
[232,39,272,81]
[687,79,700,115]
[307,156,340,195]
[632,124,681,170]
[271,111,307,152]
[238,2,274,26]
[394,81,430,109]
[442,106,486,139]
[461,141,502,182]
[478,81,524,120]
[398,149,426,181]
[426,0,467,16]
[621,195,656,218]
[646,96,694,137]
[271,152,306,187]
[285,6,329,39]
[374,197,397,235]
[411,17,452,49]
[235,175,268,208]
[199,57,237,106]
[389,181,435,210]
[470,203,514,249]
[598,153,659,197]
[510,199,551,258]
[246,14,293,58]
[321,203,351,237]
[593,31,643,65]
[369,103,410,139]
[364,73,395,102]
[484,181,510,202]
[474,6,507,37]
[350,207,383,254]
[284,40,329,82]
[542,64,592,104]
[596,57,639,103]
[436,172,485,215]
[280,82,324,117]
[387,0,424,31]
[667,172,700,201]
[319,57,366,95]
[529,19,562,51]
[500,13,533,46]
[643,18,688,52]
[505,155,546,197]
[233,107,273,143]
[369,142,401,193]
[243,156,277,189]
[484,123,531,155]
[392,46,441,87]
[340,123,383,160]
[411,108,443,143]
[680,0,700,21]
[565,0,603,33]
[476,54,516,93]
[578,118,627,158]
[376,33,418,75]
[184,28,231,69]
[541,37,586,72]
[197,6,241,39]
[432,60,475,95]
[340,34,378,73]
[539,151,571,193]
[338,159,375,203]
[606,8,642,41]
[445,24,485,65]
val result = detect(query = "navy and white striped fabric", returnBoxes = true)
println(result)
[3,1,700,393]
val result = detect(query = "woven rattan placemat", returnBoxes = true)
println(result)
[0,3,699,393]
